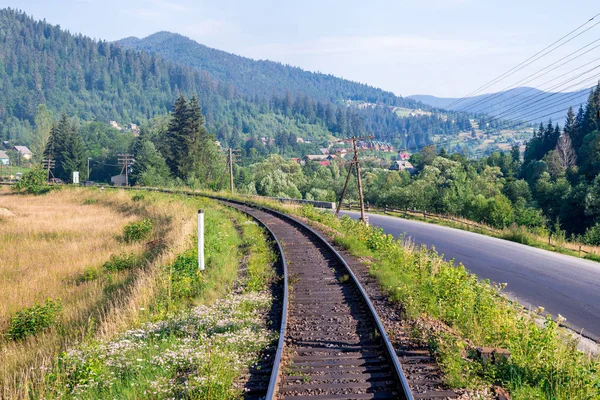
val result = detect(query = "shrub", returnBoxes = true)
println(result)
[103,253,139,272]
[583,223,600,245]
[170,250,202,300]
[131,193,145,202]
[7,298,62,341]
[122,218,153,243]
[77,266,99,283]
[12,166,49,194]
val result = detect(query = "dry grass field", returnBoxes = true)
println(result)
[0,187,200,397]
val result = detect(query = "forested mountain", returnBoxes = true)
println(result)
[409,87,591,124]
[0,8,473,155]
[117,32,420,107]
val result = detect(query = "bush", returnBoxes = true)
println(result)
[103,253,139,272]
[583,223,600,245]
[12,166,48,194]
[122,218,153,243]
[170,250,202,300]
[131,193,145,202]
[7,298,62,341]
[77,266,99,283]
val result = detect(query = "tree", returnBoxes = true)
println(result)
[30,104,53,163]
[555,133,577,170]
[131,141,170,186]
[12,166,48,194]
[164,95,188,178]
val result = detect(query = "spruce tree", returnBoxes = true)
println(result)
[583,82,600,138]
[564,107,576,139]
[164,95,189,178]
[61,124,86,182]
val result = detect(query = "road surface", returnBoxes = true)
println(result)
[341,210,600,341]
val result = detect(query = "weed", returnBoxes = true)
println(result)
[122,218,153,243]
[103,253,140,272]
[131,193,145,202]
[77,266,99,283]
[6,299,62,341]
[82,198,98,205]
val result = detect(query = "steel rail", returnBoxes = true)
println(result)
[217,197,413,400]
[218,200,289,399]
[105,186,413,399]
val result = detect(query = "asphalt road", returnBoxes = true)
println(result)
[341,210,600,341]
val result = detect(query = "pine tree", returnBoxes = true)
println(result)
[164,95,189,178]
[583,82,600,138]
[572,104,586,152]
[61,124,86,182]
[51,114,71,181]
[564,107,576,139]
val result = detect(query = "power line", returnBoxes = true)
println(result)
[456,43,600,114]
[488,68,600,121]
[446,12,600,110]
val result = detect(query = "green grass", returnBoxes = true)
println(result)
[296,205,600,400]
[36,191,278,400]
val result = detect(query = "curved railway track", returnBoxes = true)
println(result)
[222,200,412,400]
[110,187,455,399]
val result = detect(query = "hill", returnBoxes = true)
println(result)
[117,32,420,107]
[409,87,591,124]
[0,8,472,155]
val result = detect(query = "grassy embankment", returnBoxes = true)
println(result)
[0,187,278,399]
[294,205,600,399]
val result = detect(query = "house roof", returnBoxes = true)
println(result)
[318,161,331,166]
[14,146,32,155]
[0,150,8,159]
[303,154,329,160]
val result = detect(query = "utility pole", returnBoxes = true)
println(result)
[87,157,91,181]
[42,158,56,181]
[229,148,234,193]
[333,136,373,223]
[353,138,366,223]
[118,154,134,186]
[335,162,354,217]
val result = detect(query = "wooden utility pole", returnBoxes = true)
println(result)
[353,138,366,223]
[42,158,56,181]
[229,148,234,193]
[118,154,134,186]
[335,162,354,217]
[333,136,373,223]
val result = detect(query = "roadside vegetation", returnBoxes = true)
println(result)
[0,187,278,399]
[293,204,600,400]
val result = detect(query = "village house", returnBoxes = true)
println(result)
[390,160,415,173]
[0,150,9,165]
[302,154,337,165]
[398,152,410,160]
[14,146,33,160]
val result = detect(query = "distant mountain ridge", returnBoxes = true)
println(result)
[117,32,423,108]
[409,87,592,124]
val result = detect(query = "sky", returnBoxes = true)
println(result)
[2,0,599,98]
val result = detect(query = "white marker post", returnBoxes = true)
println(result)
[198,209,205,271]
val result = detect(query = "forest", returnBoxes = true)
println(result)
[0,8,475,156]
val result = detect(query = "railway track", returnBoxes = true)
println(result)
[222,200,412,400]
[109,187,455,399]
